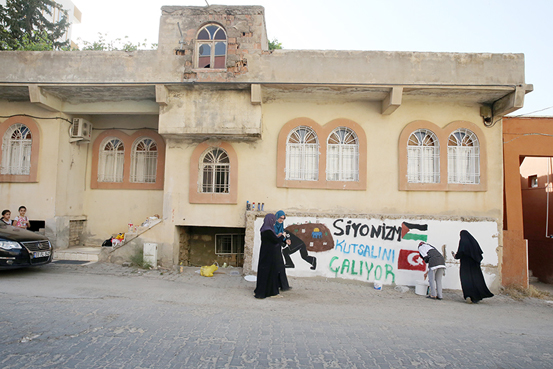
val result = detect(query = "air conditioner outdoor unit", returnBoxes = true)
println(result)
[70,118,92,142]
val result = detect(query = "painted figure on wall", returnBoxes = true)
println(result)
[276,211,317,270]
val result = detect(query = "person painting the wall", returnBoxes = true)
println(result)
[254,213,290,299]
[13,206,29,229]
[452,230,494,304]
[418,241,446,300]
[276,210,317,270]
[1,210,12,225]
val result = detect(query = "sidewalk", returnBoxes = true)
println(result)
[2,261,552,368]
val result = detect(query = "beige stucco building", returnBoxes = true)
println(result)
[0,5,532,287]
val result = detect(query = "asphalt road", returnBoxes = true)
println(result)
[1,261,552,368]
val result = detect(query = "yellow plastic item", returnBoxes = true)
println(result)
[200,263,218,277]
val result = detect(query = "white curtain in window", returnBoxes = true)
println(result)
[1,123,32,175]
[327,127,359,181]
[286,126,319,181]
[407,129,440,183]
[98,138,124,182]
[448,129,480,184]
[131,138,158,183]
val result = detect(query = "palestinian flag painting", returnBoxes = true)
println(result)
[401,222,428,242]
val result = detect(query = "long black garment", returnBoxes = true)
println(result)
[454,230,494,303]
[254,230,289,298]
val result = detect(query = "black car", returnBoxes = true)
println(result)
[0,223,53,269]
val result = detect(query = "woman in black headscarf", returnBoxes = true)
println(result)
[452,230,494,303]
[254,214,289,299]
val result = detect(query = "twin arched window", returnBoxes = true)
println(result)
[98,137,159,184]
[285,126,359,181]
[196,24,227,69]
[407,128,480,184]
[1,123,32,175]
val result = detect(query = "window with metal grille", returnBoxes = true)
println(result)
[200,148,230,193]
[130,137,158,183]
[407,129,440,183]
[448,128,480,184]
[215,234,245,255]
[1,123,32,175]
[98,138,124,182]
[196,24,227,69]
[327,127,359,181]
[286,126,319,181]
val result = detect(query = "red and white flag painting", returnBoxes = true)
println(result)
[397,249,426,271]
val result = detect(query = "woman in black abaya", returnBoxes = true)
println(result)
[452,230,494,303]
[254,214,289,299]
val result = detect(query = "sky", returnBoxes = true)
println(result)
[70,0,553,117]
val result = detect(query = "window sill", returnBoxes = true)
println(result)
[400,182,487,192]
[189,192,237,204]
[0,174,37,183]
[192,68,227,73]
[278,179,366,191]
[91,182,164,190]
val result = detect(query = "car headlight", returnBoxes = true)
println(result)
[0,241,22,250]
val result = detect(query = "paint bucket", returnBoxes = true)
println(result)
[373,282,382,290]
[415,280,429,296]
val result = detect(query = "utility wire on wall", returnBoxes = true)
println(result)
[0,114,72,124]
[0,114,158,131]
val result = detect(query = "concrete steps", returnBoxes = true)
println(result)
[54,246,102,262]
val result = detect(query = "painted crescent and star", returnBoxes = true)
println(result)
[407,252,424,266]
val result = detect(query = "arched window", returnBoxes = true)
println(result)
[200,147,230,193]
[196,24,227,69]
[448,128,480,184]
[407,129,440,183]
[1,123,32,175]
[98,138,124,182]
[327,127,359,181]
[130,137,158,183]
[286,126,319,181]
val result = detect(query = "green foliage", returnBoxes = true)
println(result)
[129,249,152,270]
[0,0,70,50]
[75,33,157,51]
[268,38,282,50]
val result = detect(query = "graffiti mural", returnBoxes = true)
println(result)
[251,216,499,289]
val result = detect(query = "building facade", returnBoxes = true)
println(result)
[0,5,532,288]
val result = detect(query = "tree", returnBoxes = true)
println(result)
[0,0,70,50]
[268,38,282,50]
[76,33,157,52]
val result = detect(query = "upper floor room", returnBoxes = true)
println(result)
[0,4,532,126]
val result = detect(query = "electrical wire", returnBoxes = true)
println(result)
[0,114,72,124]
[511,105,553,118]
[503,132,553,145]
[0,115,158,131]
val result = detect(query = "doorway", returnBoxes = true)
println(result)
[520,157,553,284]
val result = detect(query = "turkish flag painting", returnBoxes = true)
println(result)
[397,249,426,271]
